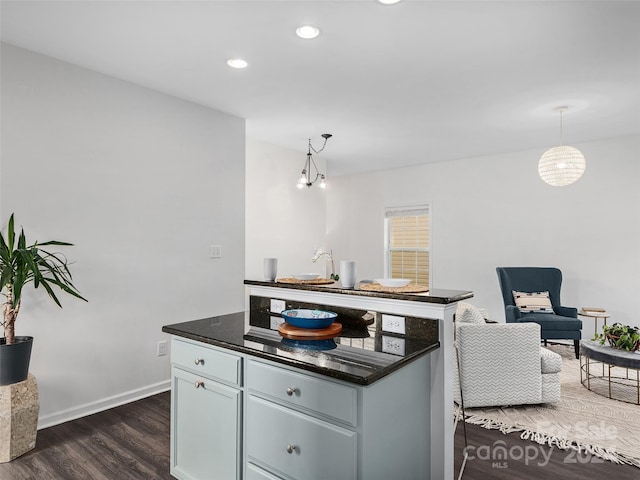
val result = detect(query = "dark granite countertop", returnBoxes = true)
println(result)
[244,279,473,304]
[162,311,440,385]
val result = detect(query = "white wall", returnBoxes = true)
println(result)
[245,139,328,280]
[327,134,640,340]
[1,44,246,425]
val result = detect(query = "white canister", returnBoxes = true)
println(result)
[263,258,278,282]
[340,261,357,288]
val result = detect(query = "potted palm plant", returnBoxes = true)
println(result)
[1,213,87,385]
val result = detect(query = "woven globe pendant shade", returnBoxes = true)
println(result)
[538,145,586,186]
[538,106,586,186]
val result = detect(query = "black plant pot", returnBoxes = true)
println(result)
[0,336,33,386]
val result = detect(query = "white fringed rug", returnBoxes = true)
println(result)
[461,344,640,467]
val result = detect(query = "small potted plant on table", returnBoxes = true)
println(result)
[593,322,640,352]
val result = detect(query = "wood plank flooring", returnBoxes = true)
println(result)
[454,421,640,479]
[0,393,172,480]
[1,391,638,479]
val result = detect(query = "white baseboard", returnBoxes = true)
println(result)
[37,379,171,430]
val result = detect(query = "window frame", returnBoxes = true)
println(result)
[383,204,431,287]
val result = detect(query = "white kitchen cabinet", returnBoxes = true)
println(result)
[169,335,433,480]
[170,338,243,480]
[245,357,430,480]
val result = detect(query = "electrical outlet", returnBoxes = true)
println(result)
[382,314,406,334]
[270,299,286,314]
[157,340,168,357]
[210,245,222,258]
[382,336,406,356]
[270,316,285,330]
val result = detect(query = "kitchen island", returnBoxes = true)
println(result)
[162,280,472,480]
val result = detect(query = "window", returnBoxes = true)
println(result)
[384,206,430,287]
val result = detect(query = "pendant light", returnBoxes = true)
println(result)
[538,106,586,186]
[297,134,332,189]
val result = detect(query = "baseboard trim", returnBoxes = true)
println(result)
[37,379,171,430]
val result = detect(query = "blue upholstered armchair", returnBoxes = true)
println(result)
[496,267,582,358]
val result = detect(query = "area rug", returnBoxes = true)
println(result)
[460,344,640,467]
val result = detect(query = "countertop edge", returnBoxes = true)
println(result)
[162,324,440,386]
[244,279,473,304]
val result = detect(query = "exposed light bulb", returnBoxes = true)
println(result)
[297,170,307,188]
[319,175,327,189]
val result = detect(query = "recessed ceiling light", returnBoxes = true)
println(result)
[377,0,403,4]
[296,25,320,39]
[227,58,248,69]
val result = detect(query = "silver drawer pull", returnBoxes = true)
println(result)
[286,387,298,396]
[286,444,297,454]
[194,358,204,365]
[195,380,205,389]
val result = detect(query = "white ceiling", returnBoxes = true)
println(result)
[1,0,639,176]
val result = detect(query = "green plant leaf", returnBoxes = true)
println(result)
[38,240,74,247]
[1,213,88,339]
[7,213,15,252]
[37,277,63,307]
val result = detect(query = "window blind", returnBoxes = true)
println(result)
[386,208,430,287]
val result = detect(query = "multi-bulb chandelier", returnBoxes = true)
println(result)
[297,134,332,189]
[538,106,586,187]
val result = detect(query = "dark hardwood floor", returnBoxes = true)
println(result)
[454,420,640,479]
[0,393,173,480]
[1,391,638,479]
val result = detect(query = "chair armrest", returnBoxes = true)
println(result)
[540,347,562,374]
[505,305,522,323]
[455,323,543,406]
[554,306,578,318]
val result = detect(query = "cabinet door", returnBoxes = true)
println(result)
[171,367,241,480]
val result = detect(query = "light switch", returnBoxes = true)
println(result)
[210,245,222,258]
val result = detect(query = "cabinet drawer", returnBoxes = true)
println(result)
[172,338,241,386]
[246,463,283,480]
[247,360,357,426]
[247,395,357,480]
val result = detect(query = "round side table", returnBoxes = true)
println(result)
[578,309,610,334]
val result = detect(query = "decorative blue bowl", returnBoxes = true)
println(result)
[280,338,337,351]
[281,309,338,329]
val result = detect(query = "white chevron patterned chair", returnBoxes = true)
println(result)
[453,303,562,408]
